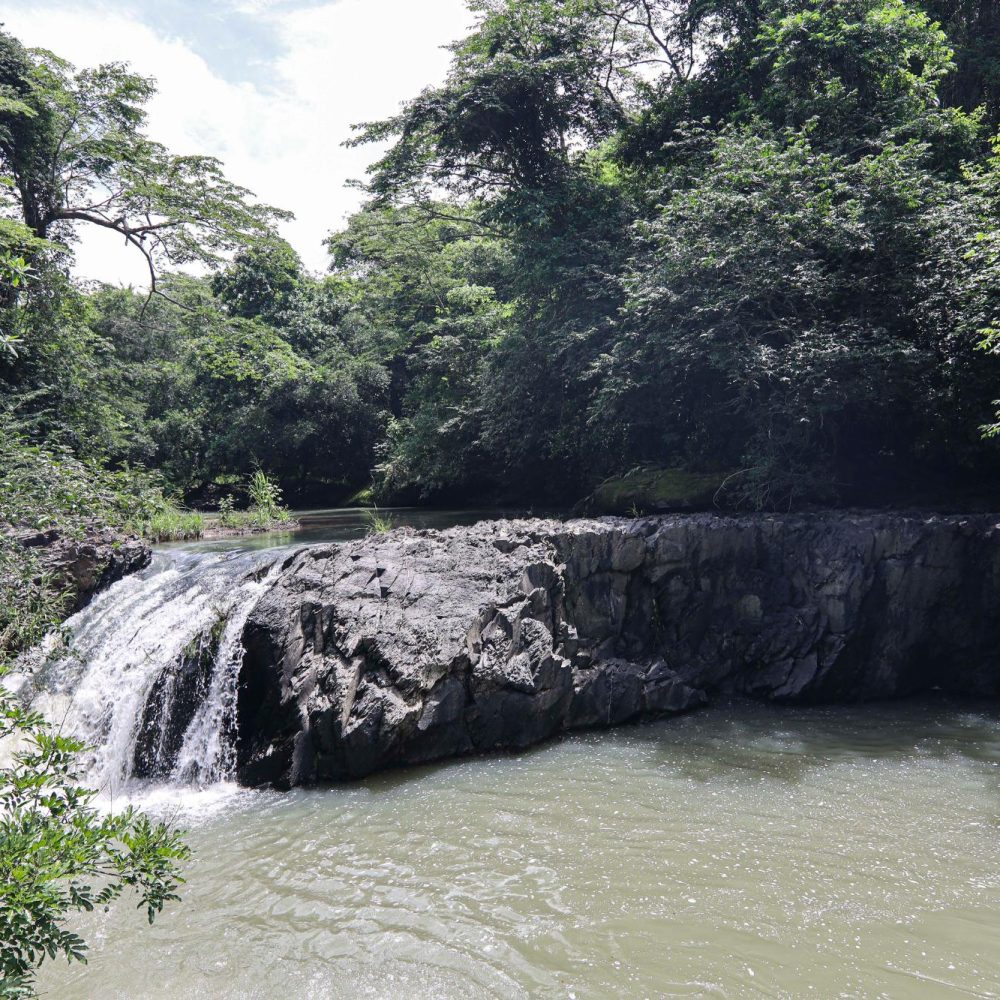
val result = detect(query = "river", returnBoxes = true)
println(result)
[26,511,1000,999]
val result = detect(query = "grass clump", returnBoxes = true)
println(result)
[214,470,293,534]
[139,509,205,544]
[363,507,395,535]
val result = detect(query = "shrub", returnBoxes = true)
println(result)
[0,693,190,998]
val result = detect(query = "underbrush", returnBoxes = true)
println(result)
[0,538,69,662]
[0,420,200,542]
[0,421,203,663]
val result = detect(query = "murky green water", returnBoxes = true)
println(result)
[39,701,1000,999]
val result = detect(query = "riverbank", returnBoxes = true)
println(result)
[200,518,300,540]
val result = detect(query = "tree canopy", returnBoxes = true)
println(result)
[342,0,1000,507]
[0,31,288,299]
[3,0,1000,512]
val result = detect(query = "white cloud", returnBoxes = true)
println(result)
[0,0,472,285]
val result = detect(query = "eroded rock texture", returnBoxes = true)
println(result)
[11,523,151,613]
[236,513,1000,787]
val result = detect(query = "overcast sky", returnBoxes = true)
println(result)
[0,0,473,285]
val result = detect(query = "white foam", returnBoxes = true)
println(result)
[12,547,282,796]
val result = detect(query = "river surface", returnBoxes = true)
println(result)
[25,511,1000,999]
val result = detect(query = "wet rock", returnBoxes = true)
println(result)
[236,513,1000,788]
[133,620,224,778]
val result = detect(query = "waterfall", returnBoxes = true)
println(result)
[11,545,283,794]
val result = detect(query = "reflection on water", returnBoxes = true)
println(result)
[177,507,543,553]
[40,701,1000,1000]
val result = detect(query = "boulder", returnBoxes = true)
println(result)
[236,513,1000,788]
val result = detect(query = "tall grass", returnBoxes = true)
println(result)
[363,507,395,535]
[214,470,293,533]
[247,469,287,521]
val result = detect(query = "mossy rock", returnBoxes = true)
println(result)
[592,468,729,515]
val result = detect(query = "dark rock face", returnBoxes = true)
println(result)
[133,621,223,778]
[236,513,1000,788]
[14,524,152,612]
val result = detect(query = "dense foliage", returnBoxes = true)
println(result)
[5,2,1000,510]
[0,697,190,1000]
[345,0,1000,506]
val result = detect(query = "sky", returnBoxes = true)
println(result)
[0,0,474,285]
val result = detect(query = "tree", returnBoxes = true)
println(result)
[924,0,1000,129]
[211,238,302,322]
[594,125,1000,505]
[351,0,626,223]
[970,138,1000,438]
[354,0,714,214]
[327,204,514,498]
[0,30,289,301]
[346,0,1000,506]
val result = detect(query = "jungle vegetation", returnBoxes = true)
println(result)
[2,1,1000,513]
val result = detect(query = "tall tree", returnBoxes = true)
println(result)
[924,0,1000,129]
[0,31,289,299]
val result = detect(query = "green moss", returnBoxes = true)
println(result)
[593,468,730,515]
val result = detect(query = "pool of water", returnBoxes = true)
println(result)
[39,701,1000,999]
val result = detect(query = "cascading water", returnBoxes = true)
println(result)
[12,545,283,794]
[5,510,509,797]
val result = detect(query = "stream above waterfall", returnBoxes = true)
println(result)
[17,510,1000,999]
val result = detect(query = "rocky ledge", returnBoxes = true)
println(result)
[11,523,151,613]
[235,513,1000,787]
